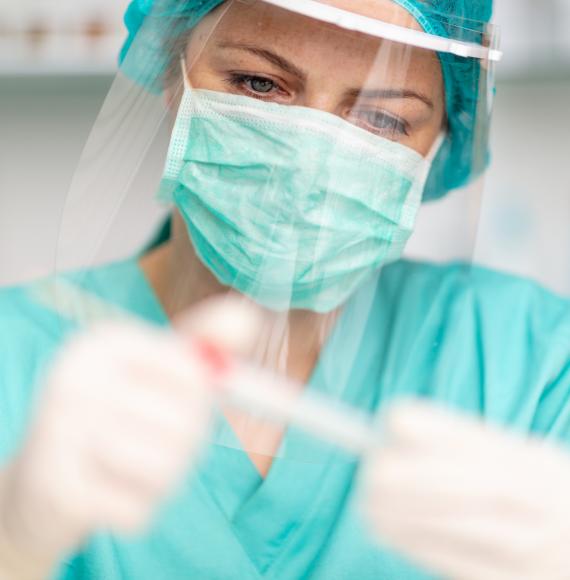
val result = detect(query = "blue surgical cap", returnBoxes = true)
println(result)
[119,0,495,200]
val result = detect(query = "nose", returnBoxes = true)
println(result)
[298,88,345,118]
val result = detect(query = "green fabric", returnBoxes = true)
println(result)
[1,257,569,579]
[160,88,429,313]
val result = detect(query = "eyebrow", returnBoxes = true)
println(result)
[346,88,434,110]
[217,42,307,81]
[217,41,434,110]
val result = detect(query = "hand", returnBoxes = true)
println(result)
[0,296,259,574]
[362,403,570,580]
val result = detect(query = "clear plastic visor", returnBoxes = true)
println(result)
[38,0,499,462]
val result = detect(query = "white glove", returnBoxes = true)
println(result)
[362,403,570,580]
[0,296,259,578]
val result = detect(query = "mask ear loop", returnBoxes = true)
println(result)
[180,56,192,92]
[426,131,446,163]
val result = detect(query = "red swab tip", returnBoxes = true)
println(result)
[194,339,233,377]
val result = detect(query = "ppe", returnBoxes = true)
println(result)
[54,0,500,462]
[362,403,570,580]
[120,0,498,200]
[159,86,433,313]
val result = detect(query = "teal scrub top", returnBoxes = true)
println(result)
[0,257,569,580]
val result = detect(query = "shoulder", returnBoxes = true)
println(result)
[0,257,149,377]
[0,281,64,343]
[380,259,569,340]
[0,258,147,462]
[376,260,570,440]
[0,281,69,462]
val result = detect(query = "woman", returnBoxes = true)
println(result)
[0,1,569,578]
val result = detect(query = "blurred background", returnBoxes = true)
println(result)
[1,0,569,294]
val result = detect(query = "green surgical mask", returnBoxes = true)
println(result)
[158,88,434,313]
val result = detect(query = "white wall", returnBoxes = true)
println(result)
[0,77,112,285]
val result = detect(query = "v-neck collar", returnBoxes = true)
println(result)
[118,257,382,576]
[193,277,382,575]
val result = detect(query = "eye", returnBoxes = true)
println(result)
[247,77,276,94]
[225,73,282,98]
[350,109,409,137]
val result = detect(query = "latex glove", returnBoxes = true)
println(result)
[363,403,570,580]
[0,296,259,578]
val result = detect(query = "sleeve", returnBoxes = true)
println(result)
[0,287,79,576]
[50,559,77,580]
[463,265,570,443]
[0,286,66,465]
[532,334,570,446]
[513,277,570,445]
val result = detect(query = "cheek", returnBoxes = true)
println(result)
[184,35,220,89]
[411,95,446,157]
[413,114,446,157]
[405,61,445,156]
[187,60,238,92]
[184,43,232,92]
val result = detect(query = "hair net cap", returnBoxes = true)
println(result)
[119,0,495,201]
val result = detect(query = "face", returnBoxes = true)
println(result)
[176,0,446,156]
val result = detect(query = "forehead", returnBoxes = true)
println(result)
[210,0,422,41]
[316,0,422,27]
[197,0,442,85]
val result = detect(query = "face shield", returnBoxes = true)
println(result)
[34,0,501,463]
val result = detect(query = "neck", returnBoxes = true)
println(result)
[139,236,339,383]
[141,241,222,318]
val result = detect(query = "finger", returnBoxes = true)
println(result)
[91,431,194,498]
[364,458,546,579]
[379,526,519,580]
[174,294,264,357]
[366,449,534,521]
[96,323,213,398]
[54,331,216,420]
[382,402,492,450]
[92,372,212,443]
[370,501,561,580]
[90,482,157,535]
